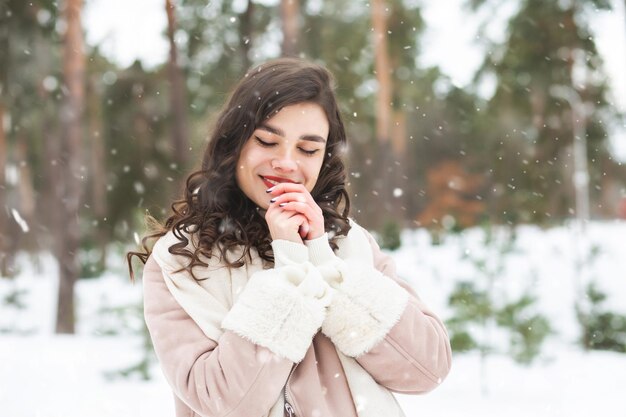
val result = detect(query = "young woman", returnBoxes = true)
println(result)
[129,58,451,417]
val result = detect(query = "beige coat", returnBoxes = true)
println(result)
[143,220,451,417]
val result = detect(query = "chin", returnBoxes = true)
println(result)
[248,193,269,210]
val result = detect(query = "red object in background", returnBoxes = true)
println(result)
[619,198,626,220]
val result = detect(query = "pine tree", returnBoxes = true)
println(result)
[0,0,60,275]
[470,0,620,223]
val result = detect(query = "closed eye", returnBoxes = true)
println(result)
[255,136,277,147]
[256,136,319,156]
[299,148,319,156]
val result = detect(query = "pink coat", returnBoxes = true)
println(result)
[143,226,451,417]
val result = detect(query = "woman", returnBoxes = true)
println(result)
[128,58,451,417]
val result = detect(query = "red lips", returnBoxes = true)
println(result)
[260,175,298,188]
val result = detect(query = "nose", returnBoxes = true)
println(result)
[272,150,298,172]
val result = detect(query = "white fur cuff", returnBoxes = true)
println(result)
[222,265,331,363]
[322,263,409,357]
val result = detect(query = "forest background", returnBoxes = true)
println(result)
[1,0,626,359]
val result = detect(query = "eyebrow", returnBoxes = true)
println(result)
[258,123,327,143]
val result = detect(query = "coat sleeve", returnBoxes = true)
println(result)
[306,229,452,394]
[355,231,452,394]
[143,254,298,417]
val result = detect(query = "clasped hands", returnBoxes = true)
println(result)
[265,183,326,244]
[265,184,350,307]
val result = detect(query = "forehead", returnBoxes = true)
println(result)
[263,102,329,137]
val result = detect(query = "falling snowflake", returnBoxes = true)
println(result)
[11,209,29,233]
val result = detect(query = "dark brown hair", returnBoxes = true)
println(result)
[127,58,351,280]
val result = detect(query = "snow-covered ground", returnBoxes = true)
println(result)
[1,221,625,417]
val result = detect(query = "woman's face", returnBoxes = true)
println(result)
[236,102,329,209]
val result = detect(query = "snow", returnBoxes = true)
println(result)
[1,221,625,417]
[397,349,626,416]
[0,335,171,417]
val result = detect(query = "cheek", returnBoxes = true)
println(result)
[234,165,245,189]
[305,158,325,189]
[236,155,253,174]
[236,164,246,180]
[235,149,253,184]
[243,148,267,167]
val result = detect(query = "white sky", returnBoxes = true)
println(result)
[83,0,626,160]
[84,0,168,67]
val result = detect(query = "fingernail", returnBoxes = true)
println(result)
[279,203,287,207]
[266,187,275,193]
[270,198,277,203]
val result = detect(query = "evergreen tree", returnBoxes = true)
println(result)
[0,0,60,275]
[470,0,621,223]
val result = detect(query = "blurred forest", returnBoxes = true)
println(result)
[0,0,625,334]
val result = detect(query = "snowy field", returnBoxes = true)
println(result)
[1,221,625,417]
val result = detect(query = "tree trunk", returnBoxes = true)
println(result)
[391,109,408,220]
[281,0,300,57]
[370,0,396,227]
[15,138,36,221]
[88,76,107,269]
[0,103,8,277]
[239,0,254,69]
[0,4,10,276]
[42,91,62,252]
[165,0,189,167]
[56,0,85,334]
[1,136,36,266]
[371,0,392,145]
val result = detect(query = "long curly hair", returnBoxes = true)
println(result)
[127,58,351,280]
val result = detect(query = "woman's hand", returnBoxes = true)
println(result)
[265,183,325,242]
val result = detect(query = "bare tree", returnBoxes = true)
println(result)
[56,0,85,334]
[239,0,255,69]
[0,102,7,276]
[370,0,402,226]
[0,4,9,276]
[165,0,189,167]
[281,0,300,56]
[371,0,392,145]
[15,138,36,223]
[87,76,107,269]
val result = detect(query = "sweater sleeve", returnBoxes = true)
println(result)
[306,229,452,394]
[143,256,292,417]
